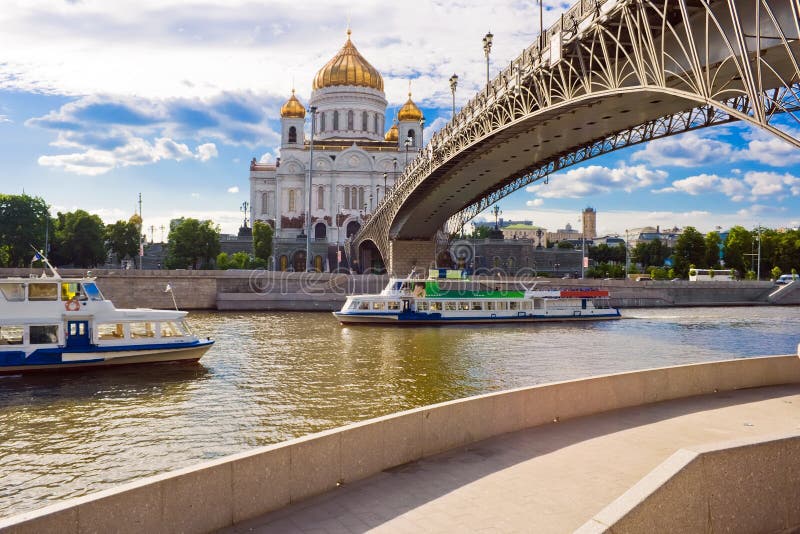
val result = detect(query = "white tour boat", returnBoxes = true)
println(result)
[333,269,621,325]
[0,255,213,374]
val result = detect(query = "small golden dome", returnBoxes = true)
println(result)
[280,89,306,119]
[313,30,384,92]
[397,92,422,121]
[384,122,399,142]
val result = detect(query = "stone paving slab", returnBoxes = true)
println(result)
[220,384,800,534]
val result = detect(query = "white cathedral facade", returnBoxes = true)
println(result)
[249,30,424,272]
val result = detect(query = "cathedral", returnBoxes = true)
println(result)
[249,29,424,272]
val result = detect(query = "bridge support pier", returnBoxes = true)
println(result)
[388,240,436,277]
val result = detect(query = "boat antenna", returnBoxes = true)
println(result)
[29,245,61,279]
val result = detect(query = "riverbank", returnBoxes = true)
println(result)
[0,268,796,310]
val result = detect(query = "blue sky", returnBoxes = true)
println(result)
[1,0,798,238]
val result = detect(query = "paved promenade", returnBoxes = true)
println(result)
[222,383,800,533]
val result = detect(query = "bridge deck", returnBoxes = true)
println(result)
[222,381,800,533]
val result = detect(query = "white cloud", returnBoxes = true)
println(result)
[653,173,748,201]
[525,164,667,198]
[190,192,200,199]
[227,186,239,193]
[737,127,800,166]
[744,171,800,198]
[0,114,10,123]
[196,142,218,161]
[631,132,733,167]
[526,198,544,207]
[38,136,218,175]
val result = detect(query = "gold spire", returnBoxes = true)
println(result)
[397,88,422,121]
[312,30,384,92]
[280,89,306,119]
[384,121,399,142]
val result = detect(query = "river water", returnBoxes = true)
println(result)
[1,306,798,518]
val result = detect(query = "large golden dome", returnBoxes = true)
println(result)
[397,92,422,121]
[280,89,306,119]
[384,121,399,142]
[313,30,384,92]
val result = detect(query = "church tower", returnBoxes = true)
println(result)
[582,207,597,239]
[396,90,423,153]
[279,89,305,148]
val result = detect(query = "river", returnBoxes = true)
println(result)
[1,306,798,518]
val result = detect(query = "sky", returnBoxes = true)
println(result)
[1,0,799,240]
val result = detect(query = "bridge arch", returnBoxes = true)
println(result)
[357,239,385,274]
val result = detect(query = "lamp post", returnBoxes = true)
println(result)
[382,172,387,200]
[449,74,458,118]
[420,116,425,148]
[336,203,341,273]
[404,136,411,166]
[625,229,630,276]
[756,224,762,280]
[306,105,317,272]
[393,158,398,188]
[369,192,373,214]
[482,31,493,86]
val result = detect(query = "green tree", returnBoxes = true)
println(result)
[469,225,492,239]
[165,218,220,269]
[632,238,670,270]
[216,252,230,270]
[704,231,722,268]
[557,241,575,249]
[253,220,273,264]
[105,217,140,264]
[51,210,107,267]
[0,194,51,267]
[771,266,782,280]
[673,226,706,277]
[723,226,753,274]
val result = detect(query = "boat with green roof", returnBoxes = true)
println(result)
[332,269,621,325]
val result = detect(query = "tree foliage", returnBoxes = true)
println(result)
[50,210,107,268]
[673,226,706,276]
[704,231,722,268]
[631,238,671,270]
[105,217,140,263]
[588,243,626,264]
[165,218,220,269]
[253,220,273,263]
[0,194,50,267]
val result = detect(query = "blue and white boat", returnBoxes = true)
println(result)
[333,269,621,325]
[0,255,213,374]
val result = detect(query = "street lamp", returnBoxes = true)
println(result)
[369,192,373,213]
[482,31,493,86]
[449,74,458,117]
[625,229,630,276]
[306,105,317,272]
[383,172,387,200]
[392,158,398,187]
[404,136,411,166]
[420,116,425,148]
[492,205,502,230]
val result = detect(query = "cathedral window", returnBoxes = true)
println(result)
[351,187,358,210]
[347,110,354,130]
[362,111,368,131]
[317,186,324,210]
[343,187,350,210]
[333,111,339,130]
[288,126,297,144]
[408,129,416,146]
[261,193,268,214]
[358,187,365,210]
[320,113,326,132]
[372,113,377,133]
[288,189,296,212]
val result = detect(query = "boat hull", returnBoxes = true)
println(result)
[332,311,622,325]
[0,341,214,374]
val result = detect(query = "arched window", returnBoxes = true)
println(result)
[362,111,368,131]
[372,113,377,133]
[261,192,268,214]
[347,110,354,130]
[333,111,339,130]
[343,187,350,210]
[358,187,365,210]
[288,126,297,144]
[379,116,384,135]
[320,113,326,132]
[317,186,324,210]
[351,187,358,210]
[408,129,416,146]
[288,189,296,212]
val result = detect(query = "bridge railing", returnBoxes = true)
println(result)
[370,0,614,222]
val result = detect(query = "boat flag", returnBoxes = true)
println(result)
[33,251,43,261]
[164,283,172,293]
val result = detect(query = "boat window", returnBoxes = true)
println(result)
[534,299,544,309]
[509,301,518,310]
[521,301,532,310]
[97,323,125,340]
[82,282,104,301]
[445,302,457,311]
[357,301,370,310]
[179,320,193,335]
[486,301,495,311]
[30,325,59,344]
[129,322,155,338]
[0,326,23,345]
[387,301,401,310]
[0,283,25,302]
[471,302,483,310]
[160,321,183,337]
[417,301,429,311]
[372,302,385,310]
[458,302,470,311]
[348,300,359,310]
[430,301,443,311]
[497,301,508,310]
[28,283,58,301]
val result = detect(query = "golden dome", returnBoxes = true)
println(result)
[384,121,399,142]
[280,89,306,119]
[313,30,384,92]
[397,92,422,121]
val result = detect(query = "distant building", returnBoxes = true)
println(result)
[582,207,597,239]
[629,226,682,248]
[501,224,547,247]
[547,223,582,244]
[593,235,625,246]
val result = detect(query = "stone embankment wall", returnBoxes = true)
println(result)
[2,355,799,534]
[0,268,788,310]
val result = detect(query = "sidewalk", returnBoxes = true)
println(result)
[221,383,800,533]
